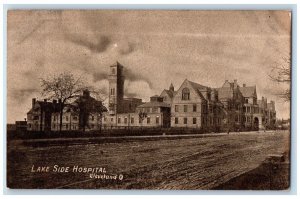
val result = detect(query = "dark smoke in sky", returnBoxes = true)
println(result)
[66,34,111,53]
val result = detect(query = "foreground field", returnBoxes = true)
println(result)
[7,131,290,189]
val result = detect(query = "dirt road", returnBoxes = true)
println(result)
[7,130,290,189]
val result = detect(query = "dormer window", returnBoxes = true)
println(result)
[111,68,116,74]
[182,88,190,100]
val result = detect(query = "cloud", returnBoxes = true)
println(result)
[124,80,152,100]
[6,10,291,122]
[9,88,40,103]
[66,34,111,53]
[118,42,136,55]
[91,65,153,89]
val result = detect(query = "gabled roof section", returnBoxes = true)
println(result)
[27,100,60,114]
[239,86,256,98]
[187,80,207,91]
[160,89,175,99]
[185,80,209,101]
[216,87,233,99]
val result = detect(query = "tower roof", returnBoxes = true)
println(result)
[110,61,123,68]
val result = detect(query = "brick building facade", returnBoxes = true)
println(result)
[27,61,276,132]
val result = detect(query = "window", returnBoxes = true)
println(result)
[175,105,179,112]
[193,118,197,124]
[209,106,213,113]
[73,116,77,120]
[91,124,94,129]
[175,117,178,124]
[53,116,56,121]
[182,88,190,100]
[66,116,69,121]
[124,117,128,124]
[152,107,158,113]
[131,117,134,124]
[110,88,115,95]
[91,116,94,121]
[111,118,113,122]
[184,105,188,112]
[245,98,248,103]
[156,116,159,124]
[147,117,150,124]
[66,124,68,130]
[118,117,121,124]
[184,118,188,124]
[193,104,197,112]
[112,68,115,74]
[202,104,207,114]
[139,118,142,124]
[207,92,211,100]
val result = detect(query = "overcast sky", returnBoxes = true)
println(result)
[7,10,291,123]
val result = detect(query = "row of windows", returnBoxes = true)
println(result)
[53,116,78,122]
[52,124,99,130]
[53,116,99,122]
[181,88,217,101]
[174,104,197,112]
[117,116,160,124]
[174,104,218,114]
[52,124,78,130]
[174,117,197,124]
[174,117,222,125]
[137,107,159,113]
[244,106,259,114]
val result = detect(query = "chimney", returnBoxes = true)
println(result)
[32,98,36,108]
[243,84,246,87]
[83,89,90,97]
[169,83,174,92]
[24,118,27,121]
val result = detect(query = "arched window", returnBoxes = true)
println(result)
[182,88,190,100]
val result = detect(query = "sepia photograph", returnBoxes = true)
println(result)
[6,9,291,190]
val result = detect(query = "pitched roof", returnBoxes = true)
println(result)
[185,80,211,100]
[161,89,175,98]
[27,101,60,114]
[188,80,207,91]
[216,87,233,99]
[239,86,256,98]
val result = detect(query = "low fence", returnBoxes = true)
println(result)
[7,127,210,140]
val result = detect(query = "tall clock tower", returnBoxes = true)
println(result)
[108,61,124,115]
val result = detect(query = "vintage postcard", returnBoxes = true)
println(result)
[6,10,291,190]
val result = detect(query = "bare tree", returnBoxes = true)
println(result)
[269,56,291,101]
[73,90,107,132]
[40,72,88,132]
